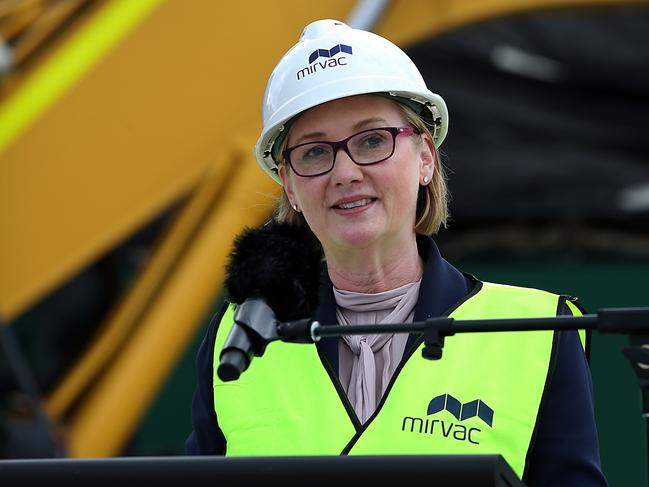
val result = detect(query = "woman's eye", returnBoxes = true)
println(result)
[358,132,388,150]
[303,144,330,160]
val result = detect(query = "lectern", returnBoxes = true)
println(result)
[0,454,524,486]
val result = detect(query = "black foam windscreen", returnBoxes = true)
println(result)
[224,221,323,321]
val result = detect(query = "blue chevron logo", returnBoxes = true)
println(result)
[427,394,494,427]
[308,44,353,64]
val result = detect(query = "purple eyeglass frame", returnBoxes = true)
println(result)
[282,126,419,177]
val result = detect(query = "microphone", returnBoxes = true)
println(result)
[217,220,323,381]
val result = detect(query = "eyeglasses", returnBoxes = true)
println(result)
[282,126,419,177]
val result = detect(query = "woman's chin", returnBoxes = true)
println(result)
[330,226,382,250]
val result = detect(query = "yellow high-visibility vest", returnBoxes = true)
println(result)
[213,281,584,479]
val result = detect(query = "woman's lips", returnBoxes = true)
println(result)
[333,197,374,209]
[332,197,377,213]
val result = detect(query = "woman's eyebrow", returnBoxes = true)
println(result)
[292,131,327,145]
[292,117,389,145]
[352,117,388,131]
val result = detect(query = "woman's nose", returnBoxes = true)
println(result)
[330,147,363,185]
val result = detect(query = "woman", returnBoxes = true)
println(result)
[187,19,607,486]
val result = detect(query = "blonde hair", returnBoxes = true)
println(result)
[274,99,450,235]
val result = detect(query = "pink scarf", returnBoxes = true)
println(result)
[334,280,421,423]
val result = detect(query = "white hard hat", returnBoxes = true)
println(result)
[254,19,449,185]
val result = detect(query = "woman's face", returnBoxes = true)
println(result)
[279,95,434,256]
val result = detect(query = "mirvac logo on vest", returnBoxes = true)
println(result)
[296,44,352,80]
[401,394,494,445]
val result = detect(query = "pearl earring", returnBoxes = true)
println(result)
[422,176,429,184]
[292,204,299,212]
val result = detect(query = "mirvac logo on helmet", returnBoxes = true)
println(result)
[401,394,494,445]
[296,44,353,80]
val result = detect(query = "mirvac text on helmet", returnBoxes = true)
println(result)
[296,44,353,81]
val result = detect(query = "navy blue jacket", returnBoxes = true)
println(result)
[186,236,607,486]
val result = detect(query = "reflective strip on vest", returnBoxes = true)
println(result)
[213,282,567,478]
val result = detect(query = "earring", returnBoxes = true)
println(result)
[422,176,429,184]
[292,204,299,212]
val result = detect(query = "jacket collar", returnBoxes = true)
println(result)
[314,235,474,372]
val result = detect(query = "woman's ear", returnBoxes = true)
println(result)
[419,134,436,182]
[279,164,297,207]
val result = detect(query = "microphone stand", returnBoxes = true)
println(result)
[221,305,649,479]
[623,335,649,476]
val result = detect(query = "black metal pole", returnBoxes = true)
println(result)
[310,315,600,339]
[276,308,649,343]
